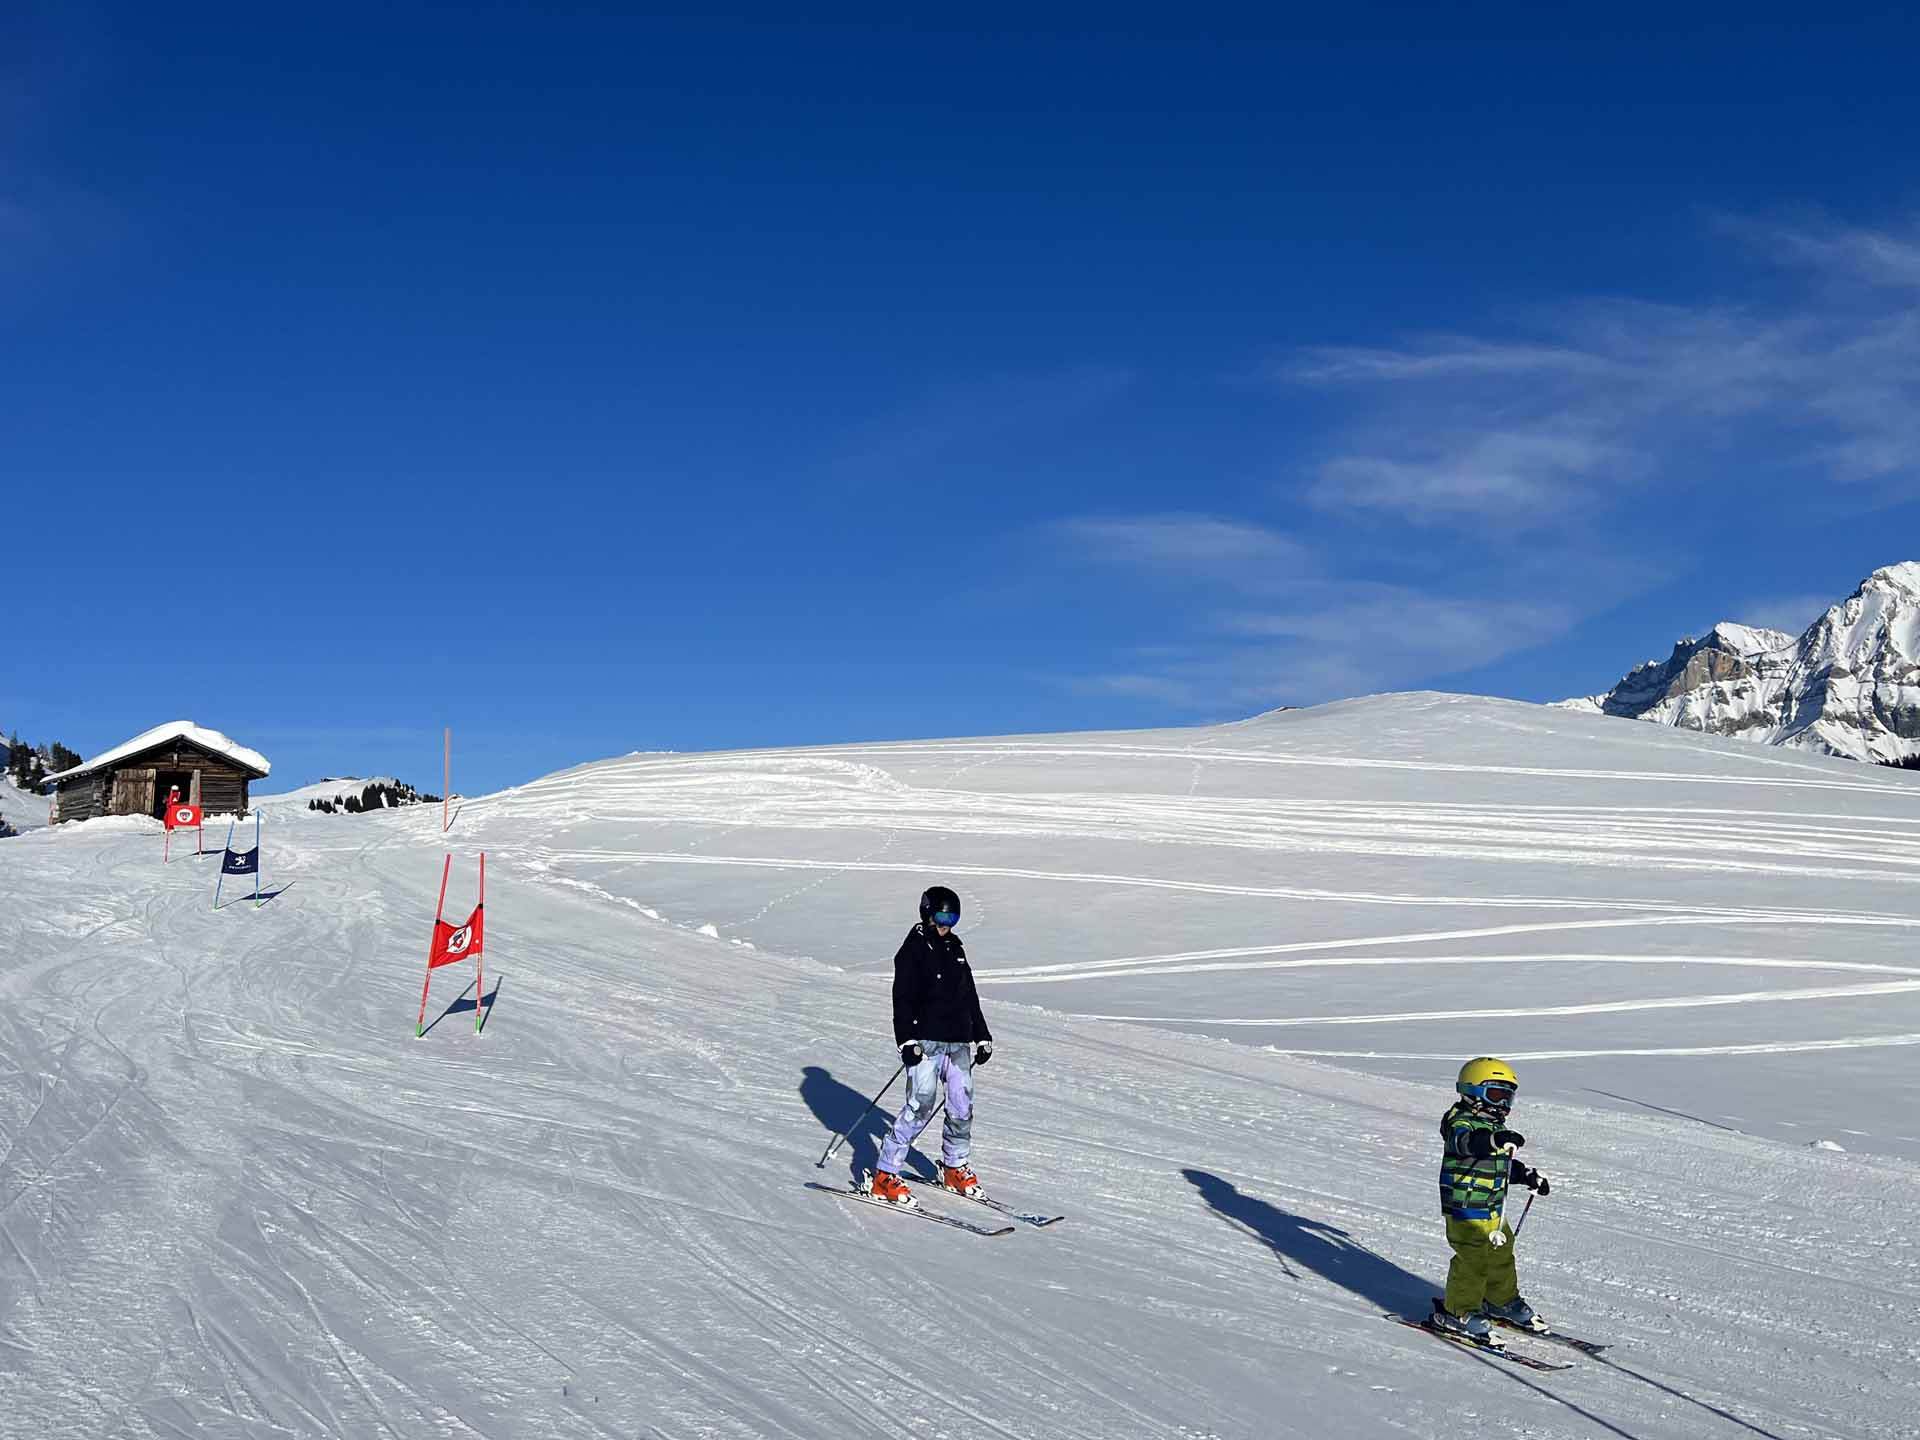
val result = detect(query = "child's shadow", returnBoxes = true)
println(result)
[799,1066,942,1184]
[1183,1168,1434,1313]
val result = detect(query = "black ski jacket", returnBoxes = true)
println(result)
[890,923,993,1046]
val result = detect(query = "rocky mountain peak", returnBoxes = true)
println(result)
[1564,562,1920,764]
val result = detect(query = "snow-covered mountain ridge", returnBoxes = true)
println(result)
[1564,561,1920,762]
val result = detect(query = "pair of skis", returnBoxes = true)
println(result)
[1387,1298,1610,1371]
[807,1171,1065,1237]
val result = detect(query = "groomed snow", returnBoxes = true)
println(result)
[0,773,46,832]
[1,693,1914,1437]
[44,720,271,784]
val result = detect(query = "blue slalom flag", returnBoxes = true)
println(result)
[222,846,260,876]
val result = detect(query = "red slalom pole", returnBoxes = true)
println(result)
[473,851,486,1033]
[416,853,451,1036]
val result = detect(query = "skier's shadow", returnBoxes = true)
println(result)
[800,1066,940,1183]
[1183,1168,1433,1313]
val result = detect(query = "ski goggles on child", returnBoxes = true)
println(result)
[1480,1083,1517,1107]
[930,909,960,927]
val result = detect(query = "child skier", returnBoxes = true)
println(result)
[864,885,994,1205]
[1430,1057,1551,1343]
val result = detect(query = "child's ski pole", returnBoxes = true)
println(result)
[1511,1190,1537,1238]
[816,1064,904,1167]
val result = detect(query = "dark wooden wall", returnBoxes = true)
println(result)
[53,774,108,823]
[55,739,260,824]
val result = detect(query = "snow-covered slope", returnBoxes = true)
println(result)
[0,773,46,832]
[1570,561,1920,762]
[0,694,1914,1438]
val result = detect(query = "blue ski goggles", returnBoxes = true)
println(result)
[930,909,960,927]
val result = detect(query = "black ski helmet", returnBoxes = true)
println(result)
[919,885,961,925]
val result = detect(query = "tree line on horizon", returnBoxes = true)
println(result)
[307,779,441,815]
[5,735,82,792]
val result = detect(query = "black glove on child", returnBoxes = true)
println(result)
[974,1042,992,1066]
[900,1042,924,1068]
[1510,1159,1550,1196]
[1493,1129,1525,1150]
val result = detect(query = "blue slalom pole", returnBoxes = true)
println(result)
[213,817,235,910]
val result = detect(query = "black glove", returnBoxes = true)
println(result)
[1530,1174,1550,1196]
[974,1042,992,1066]
[1510,1159,1548,1196]
[899,1042,924,1068]
[1493,1129,1525,1150]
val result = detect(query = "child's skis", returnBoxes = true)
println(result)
[1385,1314,1573,1371]
[1485,1316,1610,1355]
[805,1181,1015,1237]
[902,1175,1064,1227]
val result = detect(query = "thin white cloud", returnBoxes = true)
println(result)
[1050,513,1599,706]
[1315,429,1624,523]
[1289,339,1620,383]
[1053,513,1312,580]
[1288,218,1920,528]
[1765,220,1920,289]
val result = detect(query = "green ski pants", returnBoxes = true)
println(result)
[1443,1216,1519,1317]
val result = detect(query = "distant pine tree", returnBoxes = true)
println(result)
[1883,755,1920,771]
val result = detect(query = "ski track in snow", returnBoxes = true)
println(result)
[2,696,1918,1437]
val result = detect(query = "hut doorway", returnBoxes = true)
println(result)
[154,769,195,816]
[110,768,157,817]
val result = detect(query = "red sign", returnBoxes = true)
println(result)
[429,904,485,968]
[165,804,203,830]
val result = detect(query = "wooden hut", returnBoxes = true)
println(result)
[47,722,271,824]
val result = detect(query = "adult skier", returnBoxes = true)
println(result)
[1429,1057,1551,1343]
[864,885,994,1205]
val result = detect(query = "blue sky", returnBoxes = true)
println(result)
[7,4,1920,793]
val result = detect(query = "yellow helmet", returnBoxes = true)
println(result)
[1456,1057,1519,1111]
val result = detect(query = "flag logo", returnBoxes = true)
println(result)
[167,804,203,830]
[446,925,471,955]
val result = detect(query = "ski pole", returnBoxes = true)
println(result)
[1511,1190,1536,1239]
[816,1064,904,1167]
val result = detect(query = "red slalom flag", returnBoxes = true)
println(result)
[416,852,487,1036]
[429,903,484,968]
[163,802,204,862]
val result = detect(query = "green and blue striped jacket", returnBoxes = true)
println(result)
[1439,1101,1511,1219]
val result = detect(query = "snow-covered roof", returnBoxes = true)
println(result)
[46,721,272,783]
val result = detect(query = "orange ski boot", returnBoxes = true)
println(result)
[866,1170,914,1205]
[940,1164,980,1196]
